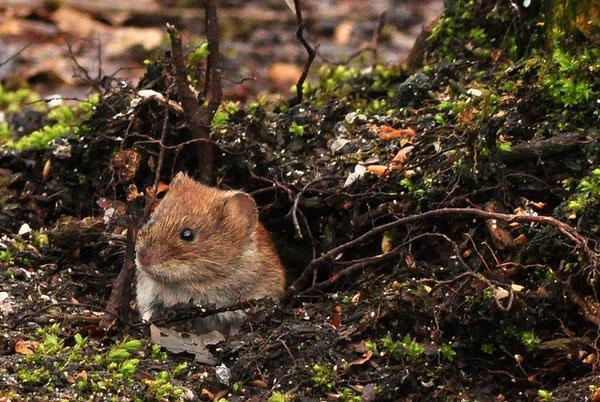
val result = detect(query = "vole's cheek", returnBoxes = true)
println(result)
[137,246,160,268]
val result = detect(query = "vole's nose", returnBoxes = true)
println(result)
[137,247,155,267]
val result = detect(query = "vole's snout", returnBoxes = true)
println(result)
[136,246,157,268]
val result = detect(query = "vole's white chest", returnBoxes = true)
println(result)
[135,269,232,320]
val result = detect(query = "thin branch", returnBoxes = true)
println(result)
[284,207,597,301]
[99,209,136,329]
[203,0,222,117]
[289,0,317,107]
[370,11,387,68]
[166,23,214,183]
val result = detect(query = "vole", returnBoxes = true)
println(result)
[135,172,285,334]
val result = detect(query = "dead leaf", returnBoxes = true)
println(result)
[267,62,302,91]
[460,107,476,123]
[15,340,38,355]
[252,379,268,389]
[379,126,416,141]
[200,388,215,400]
[75,370,87,382]
[110,150,141,182]
[96,198,127,216]
[490,48,503,63]
[282,0,296,15]
[104,27,163,58]
[366,165,389,176]
[145,182,169,198]
[484,201,515,250]
[334,21,354,45]
[381,232,394,254]
[583,353,597,365]
[149,324,224,365]
[127,184,141,202]
[514,234,527,245]
[51,6,108,37]
[529,201,546,210]
[331,312,342,329]
[349,350,373,366]
[43,159,52,181]
[389,146,414,170]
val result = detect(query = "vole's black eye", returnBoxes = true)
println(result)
[180,228,195,242]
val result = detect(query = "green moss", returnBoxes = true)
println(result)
[289,121,305,137]
[520,330,541,352]
[440,344,457,361]
[268,392,290,402]
[311,363,337,391]
[0,250,13,264]
[540,40,598,108]
[0,84,40,113]
[188,41,209,65]
[537,389,554,401]
[213,101,240,129]
[4,93,99,151]
[11,123,70,152]
[566,168,600,214]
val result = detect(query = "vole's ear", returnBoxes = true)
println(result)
[224,191,258,235]
[170,171,189,187]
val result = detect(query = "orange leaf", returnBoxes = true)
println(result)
[146,182,170,198]
[15,340,38,355]
[379,126,416,141]
[331,313,342,329]
[252,379,268,389]
[389,146,414,170]
[366,165,390,176]
[514,234,527,245]
[43,159,52,181]
[529,201,546,210]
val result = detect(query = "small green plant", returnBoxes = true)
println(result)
[401,335,425,359]
[268,392,289,402]
[340,387,361,402]
[212,101,240,128]
[0,250,13,264]
[520,330,541,352]
[144,370,184,400]
[18,367,51,385]
[32,232,49,248]
[481,343,495,354]
[189,41,209,65]
[567,168,600,214]
[231,381,243,394]
[469,27,487,46]
[289,121,305,137]
[364,340,379,354]
[440,344,457,361]
[498,141,512,153]
[312,363,337,391]
[151,343,168,362]
[0,121,9,142]
[537,389,553,401]
[67,333,87,363]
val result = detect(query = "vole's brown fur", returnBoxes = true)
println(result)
[135,172,285,330]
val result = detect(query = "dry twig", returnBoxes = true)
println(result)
[166,24,215,183]
[289,0,317,106]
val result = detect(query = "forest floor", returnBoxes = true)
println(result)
[1,0,600,401]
